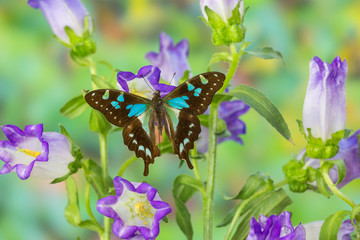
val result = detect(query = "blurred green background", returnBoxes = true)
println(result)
[1,0,360,239]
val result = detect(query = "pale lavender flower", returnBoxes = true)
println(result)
[146,32,191,83]
[200,0,244,23]
[97,177,171,239]
[303,56,347,142]
[0,124,74,180]
[117,65,176,98]
[247,211,306,240]
[28,0,93,45]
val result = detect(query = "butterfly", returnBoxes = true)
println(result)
[85,72,225,176]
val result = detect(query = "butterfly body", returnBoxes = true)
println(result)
[85,72,225,176]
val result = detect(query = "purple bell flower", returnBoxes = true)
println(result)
[302,56,347,142]
[0,124,74,180]
[28,0,93,45]
[146,32,191,83]
[97,176,171,240]
[200,0,244,23]
[197,99,249,153]
[247,211,306,240]
[117,65,176,98]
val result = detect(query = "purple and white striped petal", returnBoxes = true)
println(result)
[303,56,347,142]
[247,211,306,240]
[0,124,73,180]
[28,0,92,45]
[200,0,243,22]
[117,65,176,98]
[97,177,171,239]
[146,32,191,84]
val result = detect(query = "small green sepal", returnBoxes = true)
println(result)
[282,159,309,193]
[203,4,246,46]
[306,129,344,159]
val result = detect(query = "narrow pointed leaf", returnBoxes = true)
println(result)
[228,173,273,200]
[246,47,283,63]
[226,85,292,141]
[231,189,292,240]
[172,175,204,240]
[65,177,81,226]
[60,94,88,119]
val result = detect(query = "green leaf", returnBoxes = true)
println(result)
[350,204,360,225]
[83,159,111,198]
[178,70,191,85]
[296,119,306,137]
[198,114,227,134]
[60,94,88,119]
[246,47,284,63]
[229,173,273,200]
[78,220,104,233]
[212,93,233,105]
[216,203,240,227]
[64,177,104,234]
[231,189,292,240]
[172,175,205,240]
[65,177,81,226]
[226,85,292,142]
[92,74,115,89]
[89,109,112,134]
[320,210,351,240]
[208,52,233,67]
[332,159,346,185]
[316,169,332,198]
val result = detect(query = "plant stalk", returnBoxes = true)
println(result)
[203,103,219,240]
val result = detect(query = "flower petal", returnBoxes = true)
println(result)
[303,56,347,141]
[146,32,191,83]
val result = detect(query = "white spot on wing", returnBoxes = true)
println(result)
[214,74,218,77]
[92,93,95,96]
[129,133,134,137]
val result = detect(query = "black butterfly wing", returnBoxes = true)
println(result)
[163,72,225,166]
[85,89,160,176]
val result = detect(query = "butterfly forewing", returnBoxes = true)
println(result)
[85,89,150,127]
[163,71,225,115]
[85,89,159,176]
[163,72,225,165]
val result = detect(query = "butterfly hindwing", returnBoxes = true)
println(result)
[163,72,225,165]
[85,89,159,176]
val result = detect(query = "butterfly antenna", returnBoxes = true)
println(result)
[140,75,156,93]
[164,73,176,93]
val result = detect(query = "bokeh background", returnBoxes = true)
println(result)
[1,0,360,239]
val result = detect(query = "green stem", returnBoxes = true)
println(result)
[117,155,138,177]
[320,160,356,208]
[224,179,287,240]
[99,133,111,240]
[85,183,103,233]
[203,103,219,240]
[219,43,242,94]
